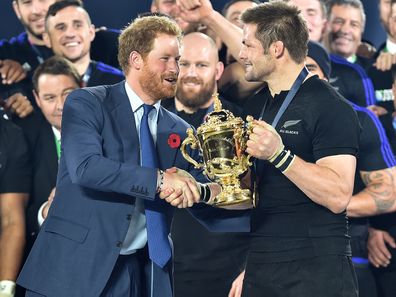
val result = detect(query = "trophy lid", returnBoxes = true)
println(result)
[197,93,244,134]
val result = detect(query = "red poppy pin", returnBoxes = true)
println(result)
[168,133,181,149]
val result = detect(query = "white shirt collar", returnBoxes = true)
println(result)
[124,81,161,115]
[52,126,61,141]
[386,39,396,54]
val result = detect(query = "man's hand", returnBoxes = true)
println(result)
[42,188,56,220]
[3,93,33,118]
[177,0,214,24]
[228,270,245,297]
[0,60,27,85]
[374,52,396,72]
[246,120,283,161]
[160,167,201,208]
[367,105,388,117]
[367,227,396,268]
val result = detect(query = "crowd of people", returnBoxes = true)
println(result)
[0,0,396,297]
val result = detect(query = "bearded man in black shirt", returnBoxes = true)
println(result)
[178,1,360,295]
[229,2,360,296]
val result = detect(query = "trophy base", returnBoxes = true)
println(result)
[213,187,252,208]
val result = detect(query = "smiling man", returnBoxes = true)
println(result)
[43,0,123,86]
[325,0,365,63]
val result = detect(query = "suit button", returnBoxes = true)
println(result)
[116,241,122,247]
[126,214,132,221]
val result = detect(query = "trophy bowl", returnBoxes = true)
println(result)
[180,94,254,207]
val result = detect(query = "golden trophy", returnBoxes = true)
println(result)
[180,94,254,207]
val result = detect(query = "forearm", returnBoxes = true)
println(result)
[347,168,396,217]
[0,223,26,280]
[202,10,243,63]
[284,155,354,213]
[347,190,394,217]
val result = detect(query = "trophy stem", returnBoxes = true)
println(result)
[213,175,252,207]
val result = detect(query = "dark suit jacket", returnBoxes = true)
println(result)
[15,113,58,246]
[17,81,250,297]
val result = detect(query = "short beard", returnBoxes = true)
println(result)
[176,78,216,110]
[139,63,177,101]
[20,18,44,41]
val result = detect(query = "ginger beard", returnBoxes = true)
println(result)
[139,61,178,100]
[176,76,216,109]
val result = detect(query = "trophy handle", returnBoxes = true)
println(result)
[180,128,204,169]
[245,115,255,166]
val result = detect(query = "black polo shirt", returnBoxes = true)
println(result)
[329,54,376,107]
[243,75,360,263]
[0,115,31,194]
[350,104,396,258]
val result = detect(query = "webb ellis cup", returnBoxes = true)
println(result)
[180,93,254,207]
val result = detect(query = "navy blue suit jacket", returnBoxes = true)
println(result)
[17,81,250,297]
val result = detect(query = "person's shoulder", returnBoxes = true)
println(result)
[89,61,124,86]
[67,84,118,107]
[94,61,123,77]
[330,54,368,77]
[352,103,384,135]
[303,76,354,111]
[94,27,120,39]
[13,112,51,151]
[0,115,26,147]
[0,32,27,48]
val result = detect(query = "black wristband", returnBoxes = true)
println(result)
[270,149,288,166]
[200,184,211,203]
[277,151,295,173]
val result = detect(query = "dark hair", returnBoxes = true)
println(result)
[33,56,81,91]
[46,0,89,25]
[326,0,365,27]
[222,0,262,16]
[241,1,309,64]
[307,40,331,79]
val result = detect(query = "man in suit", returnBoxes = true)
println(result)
[14,56,81,259]
[17,15,250,297]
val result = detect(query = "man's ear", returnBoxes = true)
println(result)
[272,40,285,59]
[12,1,22,20]
[215,61,224,81]
[129,51,143,71]
[43,32,52,48]
[33,90,42,109]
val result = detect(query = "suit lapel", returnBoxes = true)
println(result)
[40,120,58,184]
[107,82,140,165]
[156,107,178,170]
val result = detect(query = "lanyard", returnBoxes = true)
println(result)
[258,67,309,128]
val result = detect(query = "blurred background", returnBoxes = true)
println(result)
[0,0,387,49]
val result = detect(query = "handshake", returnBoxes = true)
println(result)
[158,167,221,208]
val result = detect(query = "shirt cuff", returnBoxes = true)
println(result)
[37,202,47,227]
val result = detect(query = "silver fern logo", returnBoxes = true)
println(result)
[282,120,302,129]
